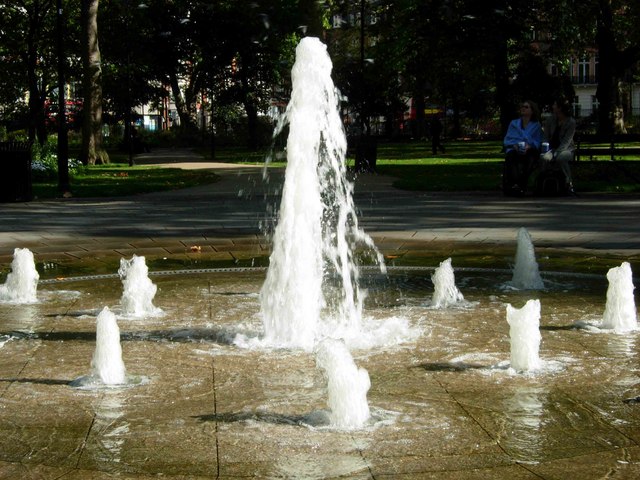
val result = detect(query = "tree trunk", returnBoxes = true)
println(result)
[237,64,259,150]
[169,72,198,131]
[451,97,462,139]
[494,35,512,135]
[80,0,109,165]
[595,0,615,136]
[244,101,259,150]
[26,4,47,146]
[413,91,426,140]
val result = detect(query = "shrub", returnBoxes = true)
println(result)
[31,137,84,180]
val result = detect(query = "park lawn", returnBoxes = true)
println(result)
[372,140,503,191]
[32,140,640,198]
[371,140,640,193]
[32,164,220,199]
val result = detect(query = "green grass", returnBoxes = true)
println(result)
[33,140,640,198]
[370,140,640,193]
[33,163,220,199]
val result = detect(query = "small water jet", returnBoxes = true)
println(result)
[0,248,39,303]
[259,37,383,351]
[430,257,464,308]
[507,299,542,372]
[91,306,126,385]
[315,338,370,429]
[510,228,544,290]
[601,262,637,332]
[119,255,162,317]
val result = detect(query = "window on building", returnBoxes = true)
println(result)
[578,56,590,84]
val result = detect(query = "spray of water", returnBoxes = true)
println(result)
[315,338,370,429]
[506,299,542,372]
[431,257,464,308]
[0,248,39,304]
[511,228,544,290]
[119,255,162,317]
[259,37,384,351]
[601,262,637,332]
[91,306,126,385]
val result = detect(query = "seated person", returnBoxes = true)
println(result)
[542,97,576,194]
[503,100,542,196]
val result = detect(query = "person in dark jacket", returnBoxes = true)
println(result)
[542,97,576,194]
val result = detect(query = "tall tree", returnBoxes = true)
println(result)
[594,0,640,134]
[0,0,56,144]
[80,0,109,164]
[541,0,640,134]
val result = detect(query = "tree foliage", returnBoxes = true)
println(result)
[1,0,639,146]
[1,1,58,143]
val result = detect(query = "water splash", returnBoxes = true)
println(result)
[507,299,542,372]
[511,228,544,290]
[259,37,384,351]
[315,338,370,429]
[91,307,126,385]
[601,262,637,332]
[119,255,162,317]
[431,258,464,308]
[0,248,39,303]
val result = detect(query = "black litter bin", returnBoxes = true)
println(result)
[0,141,33,202]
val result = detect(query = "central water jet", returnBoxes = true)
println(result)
[260,37,383,351]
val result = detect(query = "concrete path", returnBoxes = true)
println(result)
[0,148,638,267]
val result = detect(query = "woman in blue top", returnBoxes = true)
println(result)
[502,100,542,196]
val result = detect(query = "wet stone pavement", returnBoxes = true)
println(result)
[0,150,639,479]
[0,269,639,479]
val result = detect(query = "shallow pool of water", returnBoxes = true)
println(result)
[0,268,638,477]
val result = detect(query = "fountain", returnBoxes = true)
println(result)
[506,299,542,372]
[3,35,640,478]
[0,247,39,303]
[259,37,384,351]
[91,306,126,385]
[510,227,544,290]
[118,255,162,317]
[601,262,637,332]
[430,257,464,308]
[315,338,370,429]
[3,254,640,475]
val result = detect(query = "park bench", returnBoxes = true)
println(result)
[575,133,640,161]
[572,133,640,187]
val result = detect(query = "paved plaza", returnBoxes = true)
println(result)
[0,149,639,479]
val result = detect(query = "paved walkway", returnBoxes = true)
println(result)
[0,148,638,268]
[1,148,640,479]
